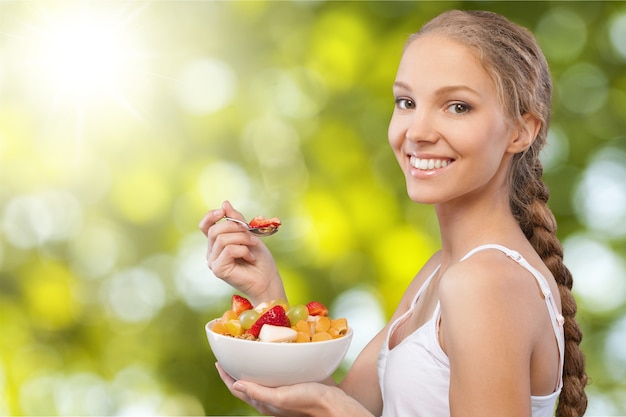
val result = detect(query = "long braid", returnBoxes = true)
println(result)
[417,10,588,416]
[512,149,588,417]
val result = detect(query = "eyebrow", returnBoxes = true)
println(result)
[393,81,481,98]
[393,81,411,91]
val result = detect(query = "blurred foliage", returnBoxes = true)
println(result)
[1,1,625,415]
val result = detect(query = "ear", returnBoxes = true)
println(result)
[507,113,541,154]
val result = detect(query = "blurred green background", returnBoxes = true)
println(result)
[0,1,625,415]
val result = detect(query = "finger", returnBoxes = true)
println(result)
[205,220,253,265]
[209,243,257,275]
[222,241,258,263]
[216,362,236,387]
[222,200,247,221]
[216,364,275,414]
[199,208,225,236]
[216,364,250,402]
[232,380,277,407]
[231,381,289,416]
[206,220,251,245]
[211,231,261,251]
[207,232,259,267]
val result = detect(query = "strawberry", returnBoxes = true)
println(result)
[249,216,281,229]
[232,295,253,316]
[306,301,329,317]
[246,305,290,338]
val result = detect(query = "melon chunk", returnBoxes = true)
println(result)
[259,324,298,343]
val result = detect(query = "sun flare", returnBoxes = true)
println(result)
[43,20,132,97]
[24,4,149,107]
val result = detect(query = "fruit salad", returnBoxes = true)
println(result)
[211,295,349,343]
[249,216,281,232]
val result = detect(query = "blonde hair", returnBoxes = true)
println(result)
[412,10,588,416]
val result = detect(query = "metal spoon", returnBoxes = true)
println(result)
[223,217,280,237]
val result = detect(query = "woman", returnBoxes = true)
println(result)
[200,10,588,417]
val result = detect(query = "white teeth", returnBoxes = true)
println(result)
[410,156,452,171]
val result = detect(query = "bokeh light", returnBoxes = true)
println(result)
[176,58,237,115]
[574,147,626,238]
[558,63,609,115]
[333,287,386,364]
[1,190,82,249]
[564,235,626,313]
[609,10,626,60]
[535,7,587,63]
[174,234,232,311]
[541,125,570,172]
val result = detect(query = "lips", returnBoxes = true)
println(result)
[409,156,454,171]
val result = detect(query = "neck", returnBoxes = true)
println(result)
[434,185,525,266]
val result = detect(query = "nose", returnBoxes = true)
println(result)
[404,109,440,143]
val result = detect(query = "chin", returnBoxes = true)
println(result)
[406,189,438,205]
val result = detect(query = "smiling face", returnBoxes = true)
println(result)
[388,35,520,206]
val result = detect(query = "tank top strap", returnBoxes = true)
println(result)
[409,264,441,307]
[459,244,565,389]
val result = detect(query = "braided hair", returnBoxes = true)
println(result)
[413,10,588,416]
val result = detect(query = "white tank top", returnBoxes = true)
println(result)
[377,244,565,417]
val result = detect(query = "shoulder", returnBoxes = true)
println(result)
[438,250,541,341]
[440,249,537,306]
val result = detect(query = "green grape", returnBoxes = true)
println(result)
[239,310,260,330]
[287,304,309,325]
[270,298,289,310]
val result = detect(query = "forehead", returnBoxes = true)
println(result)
[395,35,496,96]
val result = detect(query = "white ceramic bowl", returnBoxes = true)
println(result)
[205,319,353,387]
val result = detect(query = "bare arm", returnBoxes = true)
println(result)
[338,326,387,414]
[440,254,538,417]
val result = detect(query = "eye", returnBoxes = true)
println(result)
[446,102,471,114]
[395,97,415,110]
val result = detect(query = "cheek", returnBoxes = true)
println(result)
[387,119,404,151]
